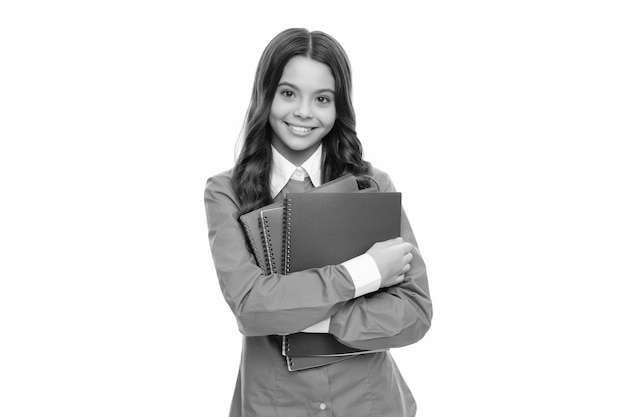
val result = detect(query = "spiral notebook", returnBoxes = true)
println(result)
[280,191,401,370]
[282,333,387,357]
[239,201,282,274]
[283,191,402,274]
[259,206,284,274]
[239,174,359,274]
[286,354,353,372]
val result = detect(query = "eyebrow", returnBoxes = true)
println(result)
[277,81,335,95]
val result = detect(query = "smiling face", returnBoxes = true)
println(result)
[269,56,337,166]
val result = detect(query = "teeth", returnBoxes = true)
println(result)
[288,124,313,133]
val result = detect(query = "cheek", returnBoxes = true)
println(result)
[321,108,337,128]
[270,99,290,119]
[268,102,279,121]
[268,103,283,133]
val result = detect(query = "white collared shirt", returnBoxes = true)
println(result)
[269,144,381,333]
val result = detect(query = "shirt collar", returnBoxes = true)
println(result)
[270,145,323,198]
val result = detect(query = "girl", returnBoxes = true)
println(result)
[205,28,432,417]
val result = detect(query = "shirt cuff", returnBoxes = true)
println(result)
[341,253,382,298]
[301,318,331,333]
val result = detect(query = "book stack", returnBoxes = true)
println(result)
[239,174,402,371]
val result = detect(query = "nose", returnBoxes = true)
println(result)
[294,100,312,119]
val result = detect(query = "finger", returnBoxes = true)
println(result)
[402,253,413,264]
[401,263,411,274]
[391,241,411,254]
[395,274,405,285]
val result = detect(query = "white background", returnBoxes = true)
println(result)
[1,1,625,416]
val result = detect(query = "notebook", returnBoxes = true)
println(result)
[240,201,282,274]
[282,333,387,357]
[259,206,285,274]
[286,354,353,372]
[281,191,401,369]
[283,192,402,274]
[239,174,359,274]
[259,185,376,274]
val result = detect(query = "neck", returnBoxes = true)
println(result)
[271,142,319,167]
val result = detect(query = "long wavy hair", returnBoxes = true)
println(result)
[232,28,371,216]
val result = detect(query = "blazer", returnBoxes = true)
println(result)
[204,165,433,417]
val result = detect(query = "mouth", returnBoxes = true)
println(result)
[285,122,316,133]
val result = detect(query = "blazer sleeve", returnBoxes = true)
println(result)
[328,169,433,351]
[204,170,355,337]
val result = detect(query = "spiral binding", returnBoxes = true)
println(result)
[281,335,290,356]
[241,219,266,275]
[283,197,292,274]
[261,214,276,274]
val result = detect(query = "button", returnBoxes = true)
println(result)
[319,402,327,410]
[292,167,305,180]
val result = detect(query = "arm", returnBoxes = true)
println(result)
[328,170,433,351]
[204,170,356,336]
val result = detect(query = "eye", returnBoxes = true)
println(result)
[316,96,332,104]
[279,89,295,98]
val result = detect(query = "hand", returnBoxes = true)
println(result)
[366,237,413,288]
